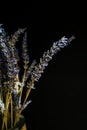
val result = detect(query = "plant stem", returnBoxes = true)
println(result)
[20,68,27,103]
[11,95,13,129]
[14,81,33,126]
[2,92,8,130]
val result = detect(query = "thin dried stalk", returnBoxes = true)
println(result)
[11,95,13,129]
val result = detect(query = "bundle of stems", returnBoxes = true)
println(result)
[0,24,75,130]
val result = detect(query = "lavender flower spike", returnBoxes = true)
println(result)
[31,36,75,82]
[23,100,32,110]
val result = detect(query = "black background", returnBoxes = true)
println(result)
[0,1,87,130]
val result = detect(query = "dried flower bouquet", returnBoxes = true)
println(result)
[0,24,75,130]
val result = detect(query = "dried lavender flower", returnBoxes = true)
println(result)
[8,28,26,46]
[30,36,75,82]
[22,32,29,65]
[23,100,32,110]
[0,24,75,130]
